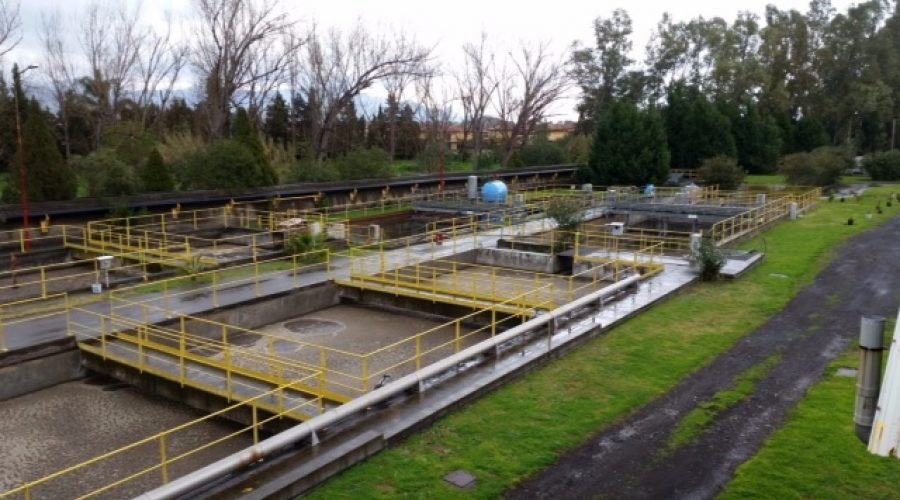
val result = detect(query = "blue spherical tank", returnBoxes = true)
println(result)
[481,180,508,204]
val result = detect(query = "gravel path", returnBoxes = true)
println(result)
[509,215,900,500]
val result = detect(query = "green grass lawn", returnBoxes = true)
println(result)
[744,174,787,186]
[307,188,899,499]
[720,318,900,500]
[744,174,874,187]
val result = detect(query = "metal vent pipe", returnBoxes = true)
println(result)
[855,315,886,444]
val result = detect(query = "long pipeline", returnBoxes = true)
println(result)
[136,273,641,500]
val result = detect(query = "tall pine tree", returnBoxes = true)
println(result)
[232,107,278,185]
[5,99,77,201]
[588,100,669,186]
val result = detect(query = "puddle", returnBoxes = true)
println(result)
[283,318,345,337]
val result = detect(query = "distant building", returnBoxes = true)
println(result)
[435,121,576,152]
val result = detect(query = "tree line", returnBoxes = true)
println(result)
[0,0,582,203]
[579,0,900,187]
[2,0,899,204]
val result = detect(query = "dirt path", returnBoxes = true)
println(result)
[508,215,900,500]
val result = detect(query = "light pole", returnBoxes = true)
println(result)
[13,64,38,252]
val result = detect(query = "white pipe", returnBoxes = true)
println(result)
[137,274,640,500]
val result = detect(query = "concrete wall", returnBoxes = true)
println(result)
[340,287,504,328]
[161,283,341,339]
[473,248,560,274]
[0,341,85,401]
[82,353,294,433]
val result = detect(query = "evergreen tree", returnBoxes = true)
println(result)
[366,106,387,149]
[0,75,15,178]
[729,101,781,174]
[792,116,830,152]
[665,83,736,169]
[396,104,421,159]
[264,93,291,146]
[5,99,77,201]
[588,100,669,185]
[139,148,175,192]
[164,98,196,133]
[232,107,277,185]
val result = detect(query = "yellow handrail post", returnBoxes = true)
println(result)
[415,335,421,370]
[40,266,47,298]
[100,316,108,359]
[0,308,5,352]
[159,435,169,483]
[163,278,171,312]
[319,350,327,390]
[455,320,461,353]
[252,406,259,444]
[178,316,187,386]
[222,325,232,401]
[491,307,497,337]
[212,270,219,307]
[254,261,260,297]
[362,356,369,391]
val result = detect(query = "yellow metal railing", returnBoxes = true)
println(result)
[343,259,619,311]
[70,305,339,406]
[708,188,821,244]
[107,250,330,311]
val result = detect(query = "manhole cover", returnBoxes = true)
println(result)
[835,368,858,378]
[444,470,477,489]
[283,318,344,337]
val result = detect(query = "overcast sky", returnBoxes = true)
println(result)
[4,0,858,120]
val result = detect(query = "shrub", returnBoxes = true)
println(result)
[863,151,900,181]
[696,238,725,281]
[334,147,392,180]
[71,148,139,197]
[697,155,746,190]
[284,232,328,263]
[778,147,850,186]
[519,138,565,166]
[545,196,584,253]
[416,143,443,173]
[138,149,175,192]
[177,141,270,190]
[564,134,591,165]
[545,196,584,233]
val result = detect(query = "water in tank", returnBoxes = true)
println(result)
[481,180,508,204]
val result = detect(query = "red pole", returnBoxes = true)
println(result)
[13,72,30,252]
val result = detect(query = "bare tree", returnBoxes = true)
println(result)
[134,15,189,129]
[416,72,455,177]
[301,21,432,162]
[493,42,570,168]
[242,32,299,124]
[0,0,20,60]
[40,11,78,158]
[381,37,432,163]
[193,0,296,138]
[79,1,144,143]
[456,33,498,170]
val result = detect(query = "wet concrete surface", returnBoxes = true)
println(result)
[253,305,481,394]
[509,215,900,500]
[0,378,251,499]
